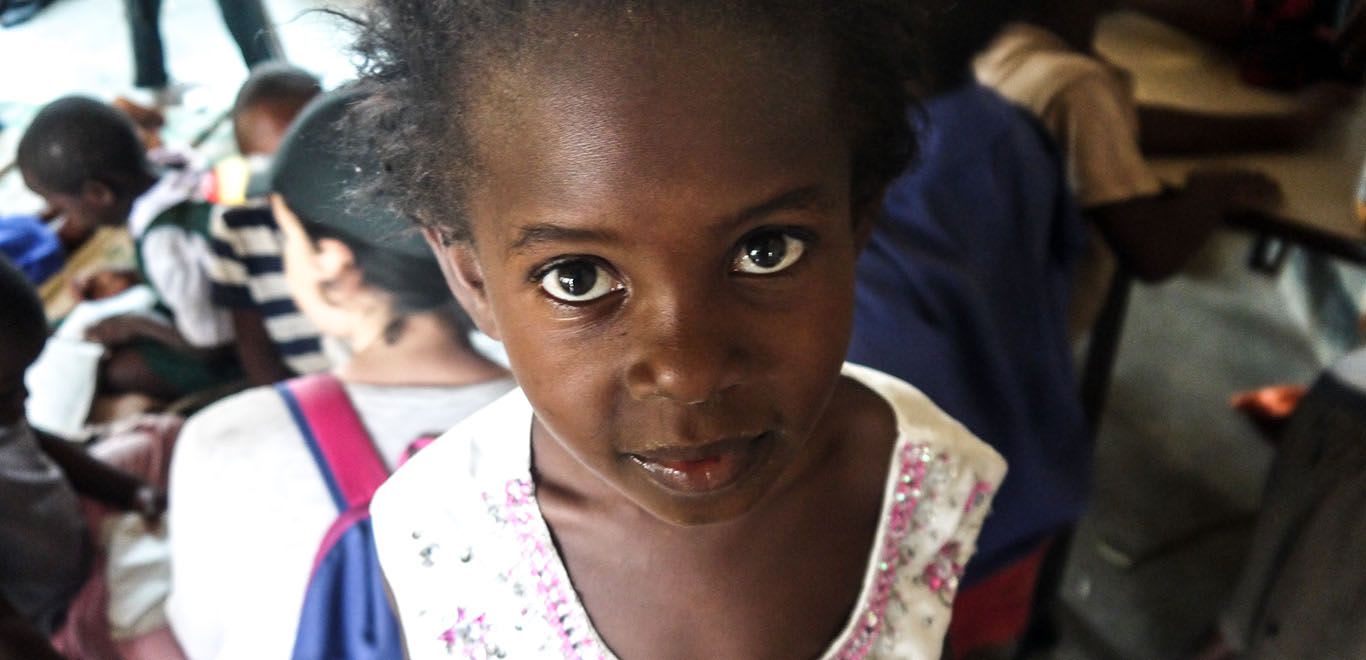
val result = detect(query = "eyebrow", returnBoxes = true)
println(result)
[508,224,619,255]
[720,185,824,232]
[506,185,825,255]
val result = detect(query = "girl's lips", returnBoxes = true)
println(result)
[627,432,773,495]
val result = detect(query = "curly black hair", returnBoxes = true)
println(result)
[345,0,924,243]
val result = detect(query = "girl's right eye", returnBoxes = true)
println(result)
[537,260,622,303]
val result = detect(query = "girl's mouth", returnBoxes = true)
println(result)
[626,431,775,495]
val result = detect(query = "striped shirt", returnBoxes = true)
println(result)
[206,205,330,375]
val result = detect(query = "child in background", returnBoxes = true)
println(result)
[204,63,331,384]
[165,88,513,659]
[356,1,1007,658]
[16,97,239,401]
[0,256,89,638]
[847,1,1090,657]
[975,0,1300,337]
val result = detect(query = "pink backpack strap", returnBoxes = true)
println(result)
[398,435,437,468]
[276,374,390,510]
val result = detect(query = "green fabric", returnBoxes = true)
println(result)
[132,200,216,307]
[132,339,243,395]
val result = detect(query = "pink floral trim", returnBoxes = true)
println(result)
[832,442,939,659]
[964,480,994,514]
[499,478,608,659]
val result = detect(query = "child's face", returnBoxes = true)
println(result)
[234,104,297,157]
[437,27,868,526]
[20,170,123,232]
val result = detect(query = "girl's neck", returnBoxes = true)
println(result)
[336,312,508,387]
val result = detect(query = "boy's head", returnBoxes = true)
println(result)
[232,62,322,157]
[17,96,153,232]
[0,257,46,425]
[354,0,918,526]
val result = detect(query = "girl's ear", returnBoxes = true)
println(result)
[422,227,501,341]
[313,238,365,304]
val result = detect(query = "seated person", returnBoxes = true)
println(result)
[975,0,1297,336]
[17,97,240,401]
[165,88,514,659]
[0,257,89,638]
[0,253,177,646]
[848,2,1090,657]
[202,63,331,384]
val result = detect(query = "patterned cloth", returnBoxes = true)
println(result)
[205,205,330,376]
[372,363,1007,660]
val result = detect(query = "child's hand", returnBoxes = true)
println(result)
[85,316,146,347]
[71,269,139,301]
[1185,168,1284,213]
[133,484,169,530]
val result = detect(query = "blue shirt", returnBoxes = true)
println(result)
[0,215,63,285]
[848,83,1091,584]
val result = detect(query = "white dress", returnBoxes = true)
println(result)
[166,377,515,660]
[371,363,1007,660]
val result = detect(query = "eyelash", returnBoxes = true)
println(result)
[528,227,816,305]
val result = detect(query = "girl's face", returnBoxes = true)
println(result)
[436,26,869,526]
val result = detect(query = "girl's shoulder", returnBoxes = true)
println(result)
[371,383,533,513]
[370,386,584,658]
[841,362,1005,481]
[827,364,1007,659]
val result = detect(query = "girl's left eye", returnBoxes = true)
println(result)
[537,259,622,303]
[732,231,807,275]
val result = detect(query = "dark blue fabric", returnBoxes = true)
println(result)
[291,520,403,660]
[847,84,1092,585]
[276,336,326,359]
[0,215,64,284]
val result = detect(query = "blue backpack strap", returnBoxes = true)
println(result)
[276,374,391,512]
[279,374,405,659]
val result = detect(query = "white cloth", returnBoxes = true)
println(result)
[372,363,1007,660]
[24,285,161,439]
[128,165,233,348]
[165,377,514,660]
[0,422,89,634]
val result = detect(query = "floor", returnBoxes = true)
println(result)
[2,3,1359,659]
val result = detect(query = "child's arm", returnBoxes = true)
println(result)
[230,308,296,385]
[33,428,164,521]
[1138,85,1357,155]
[84,314,199,354]
[1088,168,1281,280]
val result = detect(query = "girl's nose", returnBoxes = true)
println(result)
[624,291,745,405]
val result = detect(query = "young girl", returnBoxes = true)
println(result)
[358,2,1007,658]
[164,89,513,658]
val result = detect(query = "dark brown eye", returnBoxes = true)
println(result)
[733,231,806,275]
[538,260,620,302]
